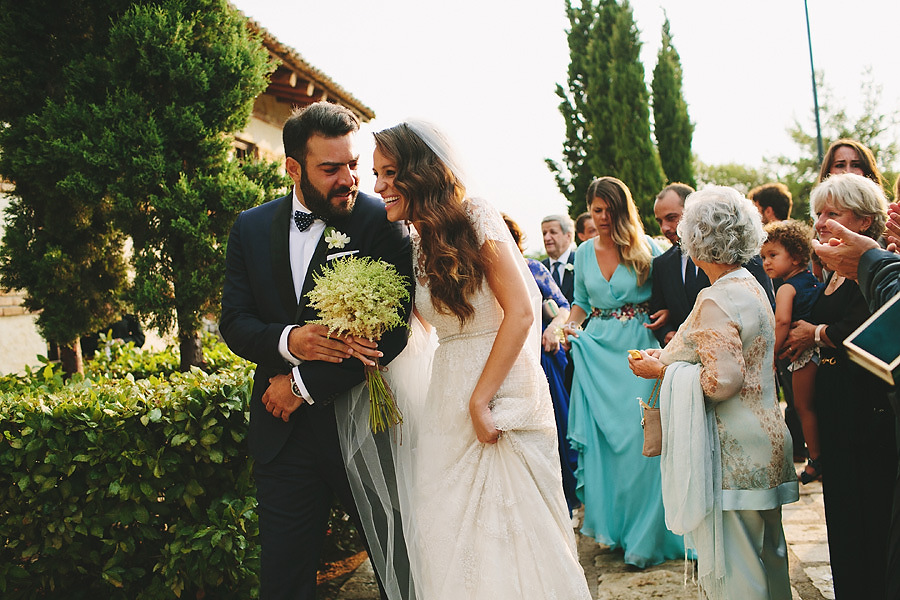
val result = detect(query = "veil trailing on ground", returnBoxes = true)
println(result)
[335,316,435,600]
[334,120,542,600]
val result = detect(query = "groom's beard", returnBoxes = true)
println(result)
[300,170,357,222]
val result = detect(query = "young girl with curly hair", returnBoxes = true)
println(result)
[761,219,823,483]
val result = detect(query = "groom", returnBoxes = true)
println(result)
[220,102,414,600]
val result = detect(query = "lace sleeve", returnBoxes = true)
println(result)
[686,295,745,401]
[530,259,569,309]
[465,197,512,247]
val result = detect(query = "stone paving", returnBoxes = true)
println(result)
[335,464,833,599]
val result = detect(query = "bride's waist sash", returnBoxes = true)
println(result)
[438,328,498,344]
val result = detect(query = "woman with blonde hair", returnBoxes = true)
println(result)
[562,176,685,567]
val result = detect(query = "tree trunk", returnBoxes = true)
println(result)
[179,330,205,372]
[59,339,84,377]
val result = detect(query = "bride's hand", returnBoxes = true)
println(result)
[469,400,501,444]
[337,334,382,367]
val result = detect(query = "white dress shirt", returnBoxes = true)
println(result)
[550,247,574,279]
[276,190,326,404]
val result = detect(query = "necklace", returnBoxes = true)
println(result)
[714,265,741,282]
[825,274,844,295]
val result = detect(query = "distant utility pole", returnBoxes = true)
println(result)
[804,0,824,165]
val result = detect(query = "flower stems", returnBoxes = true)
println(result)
[365,360,403,434]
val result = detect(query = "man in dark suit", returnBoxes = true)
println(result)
[648,183,775,346]
[219,102,413,600]
[541,213,576,304]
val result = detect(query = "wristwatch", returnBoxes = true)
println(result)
[290,372,304,398]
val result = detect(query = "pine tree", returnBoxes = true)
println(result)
[93,0,280,370]
[651,16,695,188]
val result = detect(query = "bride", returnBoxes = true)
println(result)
[336,121,591,600]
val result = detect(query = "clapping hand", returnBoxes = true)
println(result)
[886,202,900,252]
[812,219,880,281]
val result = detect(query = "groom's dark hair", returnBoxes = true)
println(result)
[283,102,360,167]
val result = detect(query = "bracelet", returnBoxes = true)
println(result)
[814,324,827,348]
[565,321,583,331]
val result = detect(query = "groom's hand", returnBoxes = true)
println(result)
[263,374,303,422]
[287,324,353,363]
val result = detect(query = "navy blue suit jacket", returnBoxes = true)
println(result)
[649,244,775,344]
[542,251,576,305]
[219,191,413,464]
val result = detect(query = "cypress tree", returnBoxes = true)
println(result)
[547,0,600,218]
[605,1,664,232]
[651,16,696,188]
[550,0,664,231]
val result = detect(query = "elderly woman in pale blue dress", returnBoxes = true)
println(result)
[629,186,799,600]
[562,176,685,568]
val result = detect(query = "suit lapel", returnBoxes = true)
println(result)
[270,195,297,315]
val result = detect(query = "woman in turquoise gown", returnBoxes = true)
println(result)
[563,177,685,568]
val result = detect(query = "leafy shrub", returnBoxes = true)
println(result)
[0,364,258,599]
[1,335,364,598]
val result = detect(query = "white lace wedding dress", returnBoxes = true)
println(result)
[403,198,590,599]
[338,198,590,599]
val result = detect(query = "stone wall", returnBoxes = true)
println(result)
[0,289,47,375]
[0,185,48,374]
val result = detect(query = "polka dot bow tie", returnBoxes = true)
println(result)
[293,210,321,232]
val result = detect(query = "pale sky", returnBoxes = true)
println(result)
[232,0,900,253]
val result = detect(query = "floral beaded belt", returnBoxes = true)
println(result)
[590,301,650,322]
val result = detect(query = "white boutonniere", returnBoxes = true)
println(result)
[564,263,575,272]
[324,227,350,250]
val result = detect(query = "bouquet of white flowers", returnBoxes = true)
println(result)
[306,255,410,433]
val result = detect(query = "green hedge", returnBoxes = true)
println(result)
[1,338,364,599]
[1,343,259,598]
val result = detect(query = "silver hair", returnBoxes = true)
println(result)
[678,186,766,265]
[541,214,575,236]
[809,172,887,239]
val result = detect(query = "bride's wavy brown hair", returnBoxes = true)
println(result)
[374,123,488,324]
